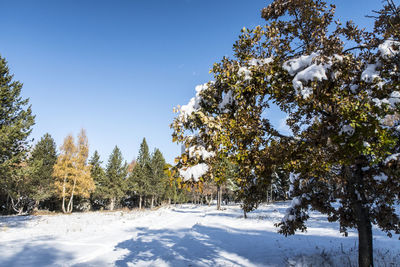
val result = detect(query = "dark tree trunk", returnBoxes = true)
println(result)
[355,202,373,267]
[346,163,374,267]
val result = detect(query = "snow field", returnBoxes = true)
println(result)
[0,202,399,266]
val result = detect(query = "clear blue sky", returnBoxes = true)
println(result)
[0,0,383,164]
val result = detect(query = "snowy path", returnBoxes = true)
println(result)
[0,203,399,266]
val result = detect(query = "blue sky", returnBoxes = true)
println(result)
[0,0,383,164]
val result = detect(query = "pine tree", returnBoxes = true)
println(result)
[163,163,179,205]
[0,55,35,214]
[149,148,167,208]
[53,130,94,213]
[89,150,107,209]
[105,146,128,210]
[28,133,57,210]
[7,161,37,214]
[129,138,151,209]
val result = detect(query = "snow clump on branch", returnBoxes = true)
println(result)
[188,145,215,160]
[238,66,252,81]
[378,39,400,58]
[179,83,212,122]
[179,163,209,182]
[283,52,335,99]
[248,57,273,66]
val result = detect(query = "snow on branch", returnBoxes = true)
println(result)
[248,57,273,66]
[384,153,400,164]
[288,172,300,197]
[378,39,400,58]
[238,66,252,81]
[188,145,215,160]
[218,90,236,112]
[373,172,388,182]
[372,91,400,109]
[361,63,381,83]
[339,125,355,136]
[179,163,209,182]
[283,52,320,75]
[282,197,302,223]
[283,52,335,99]
[179,83,212,122]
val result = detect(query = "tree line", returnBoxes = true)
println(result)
[0,128,194,214]
[0,51,208,214]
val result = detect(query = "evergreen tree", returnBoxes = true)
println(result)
[0,55,35,214]
[163,163,177,205]
[129,138,151,209]
[149,148,167,208]
[28,133,57,209]
[7,161,37,214]
[271,168,289,201]
[89,150,107,209]
[105,146,128,210]
[137,138,151,165]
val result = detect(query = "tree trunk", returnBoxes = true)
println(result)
[168,197,171,205]
[62,176,67,213]
[62,196,66,213]
[67,177,77,213]
[67,195,73,213]
[346,163,374,267]
[355,202,374,267]
[217,185,221,210]
[139,195,142,209]
[243,209,247,219]
[151,195,154,209]
[34,200,40,211]
[109,197,116,211]
[270,184,273,203]
[9,196,24,215]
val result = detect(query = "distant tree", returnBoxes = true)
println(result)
[271,167,289,201]
[53,130,94,213]
[0,55,35,214]
[28,133,57,210]
[104,146,128,210]
[3,161,35,215]
[163,163,176,205]
[129,138,151,209]
[89,150,107,209]
[149,148,167,208]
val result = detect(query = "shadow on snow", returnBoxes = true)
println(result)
[114,222,361,266]
[0,242,73,267]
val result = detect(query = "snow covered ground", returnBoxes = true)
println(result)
[0,202,399,267]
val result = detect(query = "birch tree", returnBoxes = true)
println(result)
[53,130,94,213]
